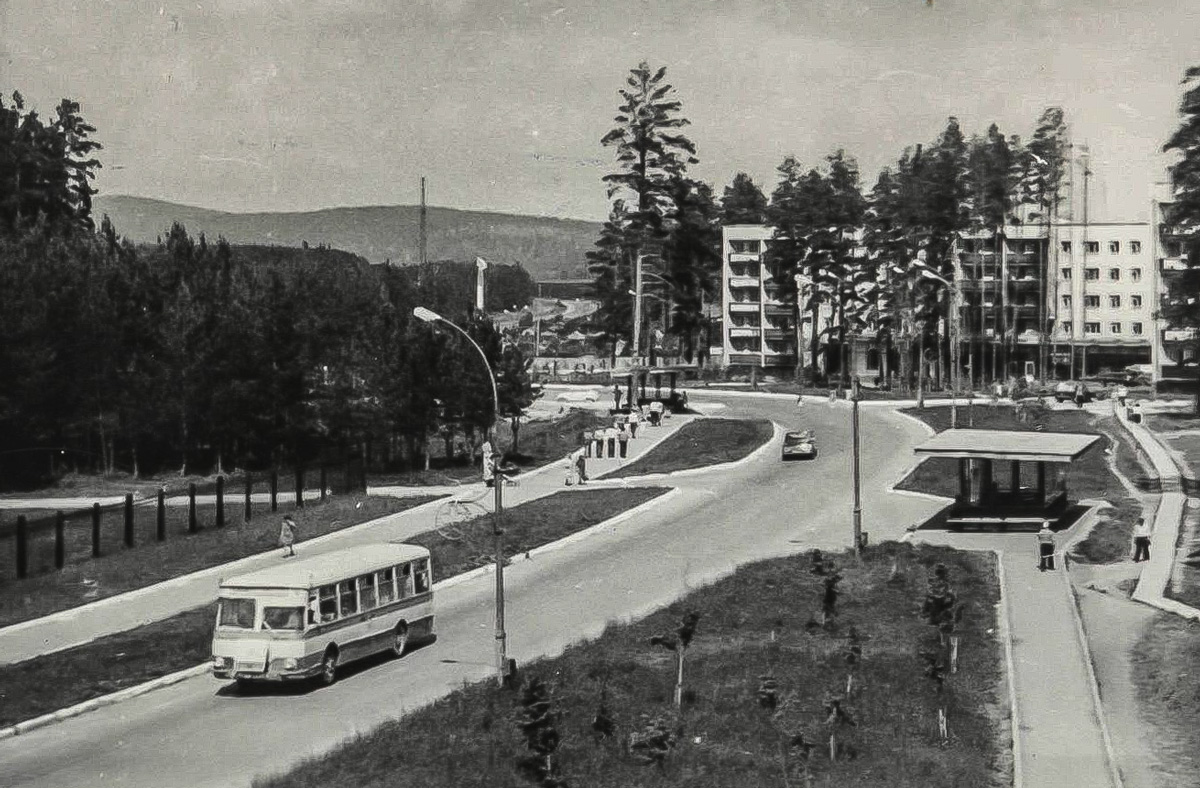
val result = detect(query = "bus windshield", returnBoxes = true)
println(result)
[218,598,256,629]
[262,606,304,631]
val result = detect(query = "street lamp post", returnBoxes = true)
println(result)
[413,306,509,685]
[851,375,863,557]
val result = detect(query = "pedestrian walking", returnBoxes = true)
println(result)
[627,408,640,439]
[594,429,605,458]
[574,448,588,484]
[613,384,622,411]
[605,426,617,458]
[583,430,593,458]
[1036,520,1056,571]
[618,423,630,459]
[649,400,664,426]
[1115,383,1129,410]
[279,514,299,557]
[1132,517,1152,562]
[1073,382,1086,409]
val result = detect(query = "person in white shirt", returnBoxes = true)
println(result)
[1132,517,1152,562]
[627,409,640,438]
[1036,521,1056,571]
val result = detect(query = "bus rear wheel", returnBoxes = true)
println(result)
[319,648,339,686]
[391,623,409,657]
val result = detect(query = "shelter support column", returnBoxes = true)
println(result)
[1010,460,1021,492]
[1037,462,1046,504]
[982,458,994,504]
[958,458,969,502]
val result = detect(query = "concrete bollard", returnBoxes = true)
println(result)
[91,503,101,558]
[55,510,65,569]
[215,475,225,528]
[16,515,28,579]
[124,493,134,548]
[188,483,198,533]
[157,488,166,541]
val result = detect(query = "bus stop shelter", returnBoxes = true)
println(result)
[913,429,1101,530]
[610,367,690,412]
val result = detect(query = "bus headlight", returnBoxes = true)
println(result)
[212,656,232,670]
[282,658,298,671]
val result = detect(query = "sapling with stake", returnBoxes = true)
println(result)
[514,676,568,787]
[649,611,700,708]
[823,695,857,762]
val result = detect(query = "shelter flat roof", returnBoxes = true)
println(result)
[220,542,430,590]
[914,429,1100,463]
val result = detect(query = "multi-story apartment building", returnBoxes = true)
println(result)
[718,220,1154,382]
[1050,221,1155,377]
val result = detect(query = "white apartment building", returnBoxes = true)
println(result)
[1050,221,1154,377]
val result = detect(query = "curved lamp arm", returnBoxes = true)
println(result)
[413,307,500,438]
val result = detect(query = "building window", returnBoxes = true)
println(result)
[730,240,762,254]
[1132,322,1144,335]
[1084,322,1101,335]
[962,239,976,253]
[1109,241,1120,254]
[1166,241,1183,257]
[1085,241,1100,254]
[1061,240,1072,253]
[1024,242,1036,254]
[1131,268,1142,282]
[1131,295,1143,309]
[1084,295,1100,308]
[1061,295,1072,309]
[1109,268,1120,281]
[1084,268,1099,281]
[1130,240,1142,254]
[1110,322,1122,334]
[1061,321,1073,334]
[1109,295,1121,308]
[1062,267,1072,280]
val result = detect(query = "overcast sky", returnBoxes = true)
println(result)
[2,0,1195,222]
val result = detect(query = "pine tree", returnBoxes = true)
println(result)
[1162,67,1200,413]
[720,171,768,224]
[1022,107,1070,378]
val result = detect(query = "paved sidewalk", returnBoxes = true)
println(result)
[913,530,1119,788]
[0,414,696,666]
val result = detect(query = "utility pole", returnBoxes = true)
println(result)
[633,252,645,366]
[419,177,428,267]
[851,375,863,557]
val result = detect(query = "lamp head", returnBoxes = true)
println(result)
[413,306,442,323]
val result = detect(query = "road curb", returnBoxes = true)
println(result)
[0,487,687,737]
[993,550,1024,788]
[0,662,210,741]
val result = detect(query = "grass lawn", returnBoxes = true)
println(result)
[1130,614,1200,785]
[254,543,1004,788]
[0,495,442,627]
[606,418,774,478]
[0,486,671,728]
[896,406,1145,563]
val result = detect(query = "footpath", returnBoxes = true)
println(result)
[0,413,694,667]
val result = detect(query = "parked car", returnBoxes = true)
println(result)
[782,430,817,460]
[1053,381,1094,403]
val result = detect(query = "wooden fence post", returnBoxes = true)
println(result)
[55,510,65,569]
[244,473,252,522]
[215,475,225,528]
[320,466,327,502]
[188,483,198,533]
[157,488,166,541]
[92,502,101,557]
[270,470,278,512]
[124,493,134,548]
[295,466,304,509]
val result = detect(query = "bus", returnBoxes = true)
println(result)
[211,542,434,687]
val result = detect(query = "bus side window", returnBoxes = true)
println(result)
[318,585,338,622]
[357,574,377,610]
[400,563,414,598]
[307,592,319,625]
[414,559,430,595]
[339,579,359,617]
[377,567,396,605]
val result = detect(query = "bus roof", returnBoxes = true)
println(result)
[219,542,431,591]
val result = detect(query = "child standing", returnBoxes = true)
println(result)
[279,515,299,557]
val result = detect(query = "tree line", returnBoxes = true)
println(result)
[588,63,1073,388]
[0,91,540,490]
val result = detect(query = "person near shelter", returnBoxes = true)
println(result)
[612,384,622,411]
[1115,383,1129,410]
[594,429,605,458]
[575,447,588,484]
[278,514,299,557]
[617,422,630,458]
[627,408,640,439]
[1132,517,1152,562]
[649,399,664,426]
[482,440,496,487]
[1036,520,1056,571]
[605,425,618,457]
[582,430,593,458]
[1073,382,1086,409]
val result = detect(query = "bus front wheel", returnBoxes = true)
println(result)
[391,623,409,658]
[319,648,339,686]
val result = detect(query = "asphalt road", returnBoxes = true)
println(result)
[0,395,944,788]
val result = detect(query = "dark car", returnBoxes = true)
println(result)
[1053,381,1094,403]
[782,430,817,461]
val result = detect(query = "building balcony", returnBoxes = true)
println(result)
[728,252,761,263]
[728,327,762,339]
[727,352,762,364]
[764,328,791,341]
[1164,328,1199,342]
[729,276,761,289]
[1161,257,1189,272]
[728,301,760,313]
[764,303,794,317]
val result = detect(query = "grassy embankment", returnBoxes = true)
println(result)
[895,405,1145,563]
[0,487,670,728]
[605,418,774,478]
[1131,614,1200,784]
[254,543,1004,788]
[1142,412,1200,608]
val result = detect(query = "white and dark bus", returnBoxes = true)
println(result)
[211,542,434,686]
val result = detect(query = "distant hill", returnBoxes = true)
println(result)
[93,195,601,280]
